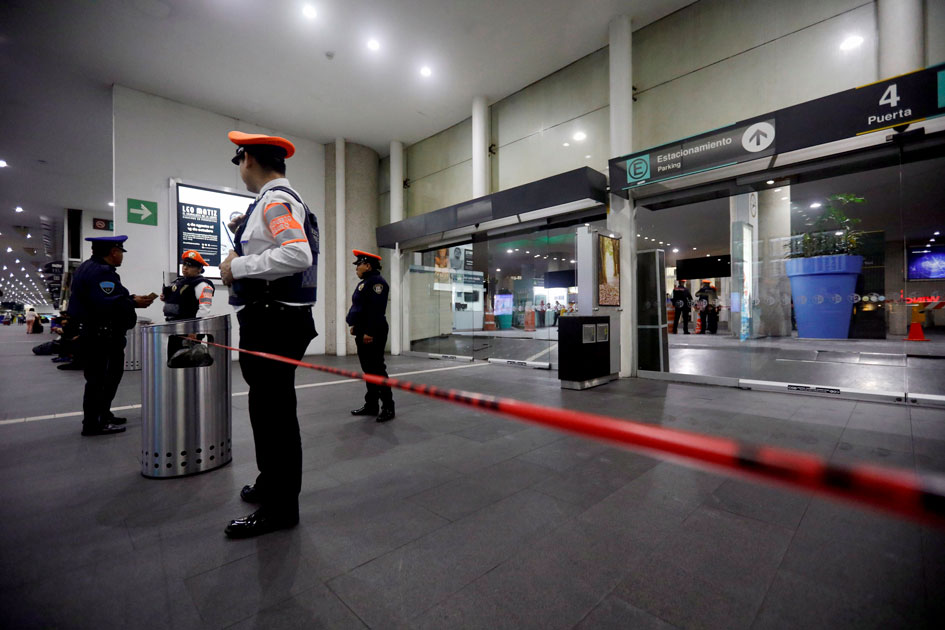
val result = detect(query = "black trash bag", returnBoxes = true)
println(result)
[167,340,213,368]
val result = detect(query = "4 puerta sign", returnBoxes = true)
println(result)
[610,62,945,197]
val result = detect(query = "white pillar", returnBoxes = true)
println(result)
[335,138,346,356]
[389,140,404,354]
[472,96,490,198]
[878,0,923,78]
[608,15,635,377]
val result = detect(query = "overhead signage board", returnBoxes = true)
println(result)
[610,63,945,198]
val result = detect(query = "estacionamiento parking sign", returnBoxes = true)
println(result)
[626,154,650,183]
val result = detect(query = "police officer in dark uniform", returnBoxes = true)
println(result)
[347,250,395,422]
[67,235,156,436]
[671,280,693,334]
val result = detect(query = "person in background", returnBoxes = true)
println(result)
[161,250,215,321]
[347,250,395,423]
[672,280,693,334]
[25,308,37,334]
[695,280,718,335]
[67,235,156,436]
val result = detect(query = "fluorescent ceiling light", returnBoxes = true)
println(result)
[15,206,23,212]
[420,66,432,77]
[0,160,7,167]
[367,39,380,51]
[839,35,864,51]
[302,4,317,19]
[572,132,586,141]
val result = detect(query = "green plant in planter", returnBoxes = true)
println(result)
[786,193,865,258]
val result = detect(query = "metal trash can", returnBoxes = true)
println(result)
[139,314,232,478]
[124,317,152,371]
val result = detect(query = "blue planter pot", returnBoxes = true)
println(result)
[785,255,863,339]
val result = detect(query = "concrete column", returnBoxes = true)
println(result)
[389,140,404,354]
[335,138,346,356]
[878,0,923,77]
[608,15,635,377]
[472,96,490,198]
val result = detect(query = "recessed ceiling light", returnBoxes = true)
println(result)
[659,241,664,245]
[525,251,529,254]
[26,234,31,239]
[14,259,19,263]
[692,247,697,250]
[496,268,501,272]
[810,202,822,208]
[839,35,864,51]
[515,249,519,251]
[562,142,570,147]
[667,243,671,246]
[935,231,941,236]
[0,160,7,167]
[706,254,710,257]
[932,238,937,242]
[569,259,576,264]
[420,66,432,77]
[584,223,589,227]
[302,4,317,19]
[636,233,641,237]
[108,202,114,207]
[572,132,586,141]
[672,248,679,253]
[766,180,774,185]
[367,39,380,51]
[15,206,23,212]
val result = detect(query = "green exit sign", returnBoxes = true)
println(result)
[127,198,158,226]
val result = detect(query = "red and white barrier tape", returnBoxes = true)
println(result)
[199,339,945,528]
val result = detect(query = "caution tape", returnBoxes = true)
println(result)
[199,339,945,528]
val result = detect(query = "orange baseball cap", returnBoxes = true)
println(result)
[181,250,208,267]
[228,131,296,164]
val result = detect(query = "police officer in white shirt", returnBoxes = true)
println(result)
[219,131,319,538]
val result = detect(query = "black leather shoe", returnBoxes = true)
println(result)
[81,424,126,436]
[240,484,261,504]
[225,510,298,539]
[376,408,395,423]
[351,404,380,416]
[103,415,127,425]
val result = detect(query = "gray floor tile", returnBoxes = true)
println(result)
[224,584,368,630]
[574,595,679,630]
[706,478,812,530]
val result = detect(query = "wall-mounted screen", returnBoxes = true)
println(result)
[175,183,255,278]
[598,234,620,306]
[907,245,945,280]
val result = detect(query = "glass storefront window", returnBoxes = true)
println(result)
[406,218,607,367]
[639,151,945,398]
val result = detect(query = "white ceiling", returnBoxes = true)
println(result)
[0,0,693,305]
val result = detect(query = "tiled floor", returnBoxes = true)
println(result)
[1,324,944,629]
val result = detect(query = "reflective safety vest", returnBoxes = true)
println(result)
[163,275,214,320]
[230,185,320,306]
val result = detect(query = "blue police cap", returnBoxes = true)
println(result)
[85,235,128,251]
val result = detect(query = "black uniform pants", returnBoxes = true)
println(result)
[673,306,690,333]
[355,329,393,410]
[238,302,316,519]
[81,334,126,428]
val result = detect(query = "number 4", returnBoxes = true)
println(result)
[879,84,900,108]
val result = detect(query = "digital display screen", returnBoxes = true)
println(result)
[175,183,255,278]
[907,246,945,280]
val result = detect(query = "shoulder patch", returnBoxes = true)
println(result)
[373,283,384,294]
[99,281,115,295]
[357,282,364,291]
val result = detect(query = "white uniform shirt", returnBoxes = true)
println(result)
[229,178,313,306]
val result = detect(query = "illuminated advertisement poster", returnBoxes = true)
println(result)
[598,235,620,306]
[175,183,254,278]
